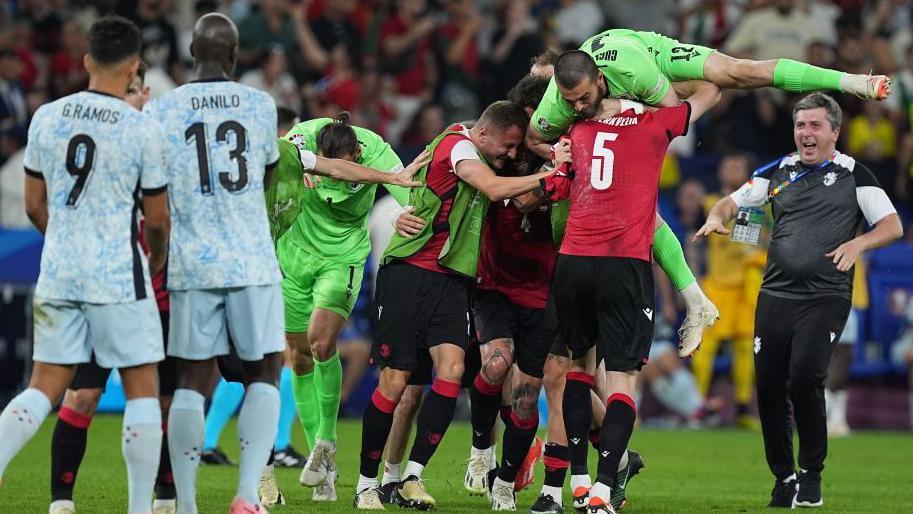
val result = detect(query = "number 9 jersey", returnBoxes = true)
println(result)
[560,102,691,261]
[24,91,168,303]
[145,80,281,290]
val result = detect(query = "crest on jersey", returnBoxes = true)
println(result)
[789,171,798,181]
[823,171,837,187]
[537,117,551,132]
[289,134,306,150]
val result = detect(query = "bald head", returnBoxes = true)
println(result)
[191,13,238,74]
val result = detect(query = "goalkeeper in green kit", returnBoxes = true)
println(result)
[265,112,423,502]
[527,28,892,152]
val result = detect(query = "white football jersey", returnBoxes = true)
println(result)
[24,90,168,303]
[145,80,281,290]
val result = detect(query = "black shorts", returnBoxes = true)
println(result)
[545,293,569,357]
[71,310,177,396]
[552,255,655,372]
[372,262,473,374]
[473,289,555,378]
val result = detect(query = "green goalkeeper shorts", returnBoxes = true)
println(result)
[277,237,364,333]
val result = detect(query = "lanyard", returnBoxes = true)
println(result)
[752,153,832,201]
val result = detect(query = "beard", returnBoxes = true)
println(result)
[578,79,607,120]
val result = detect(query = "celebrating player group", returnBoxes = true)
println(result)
[0,9,893,514]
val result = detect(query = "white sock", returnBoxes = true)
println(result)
[489,443,498,470]
[471,444,491,455]
[680,282,708,311]
[0,388,51,477]
[589,481,611,502]
[358,474,378,493]
[570,474,591,491]
[123,397,162,514]
[541,485,563,504]
[382,460,402,486]
[493,476,514,490]
[824,388,835,420]
[403,460,425,479]
[168,389,205,514]
[616,450,629,472]
[236,382,280,505]
[832,390,848,427]
[315,437,336,450]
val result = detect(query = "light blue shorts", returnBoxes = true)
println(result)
[32,297,164,368]
[168,284,285,361]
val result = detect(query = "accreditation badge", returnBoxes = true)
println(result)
[730,207,763,246]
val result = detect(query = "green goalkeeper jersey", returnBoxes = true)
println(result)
[532,29,712,140]
[271,119,409,262]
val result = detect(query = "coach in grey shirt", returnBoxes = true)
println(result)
[696,92,903,509]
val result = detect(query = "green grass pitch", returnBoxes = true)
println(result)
[2,416,912,513]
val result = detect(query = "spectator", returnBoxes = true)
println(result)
[724,0,835,61]
[351,66,395,140]
[847,102,898,196]
[552,0,604,48]
[677,0,745,48]
[240,45,301,113]
[397,102,444,163]
[48,20,89,99]
[379,0,438,142]
[0,47,27,142]
[309,0,361,72]
[238,0,301,73]
[124,0,184,84]
[435,0,482,122]
[0,127,28,228]
[485,0,543,104]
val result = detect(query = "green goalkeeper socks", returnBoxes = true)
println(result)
[773,59,843,93]
[292,371,318,451]
[314,351,343,443]
[653,222,696,291]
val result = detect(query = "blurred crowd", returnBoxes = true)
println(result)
[2,0,913,428]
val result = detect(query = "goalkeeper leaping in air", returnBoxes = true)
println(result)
[526,28,891,153]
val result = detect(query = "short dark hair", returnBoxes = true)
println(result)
[476,101,529,133]
[554,50,598,89]
[277,106,299,129]
[531,48,561,69]
[793,92,842,130]
[316,111,359,159]
[88,16,141,66]
[507,74,549,112]
[136,61,148,82]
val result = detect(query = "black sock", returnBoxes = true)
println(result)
[737,402,751,417]
[595,394,637,486]
[543,443,570,488]
[407,379,460,467]
[470,373,502,450]
[563,372,594,476]
[589,428,601,450]
[360,389,398,478]
[498,408,538,482]
[51,408,92,501]
[154,422,176,499]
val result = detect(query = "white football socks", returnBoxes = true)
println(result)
[168,389,205,514]
[236,382,279,505]
[0,388,51,477]
[122,397,162,514]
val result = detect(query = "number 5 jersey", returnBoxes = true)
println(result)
[145,79,281,290]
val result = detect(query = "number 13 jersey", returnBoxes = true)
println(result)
[146,80,280,290]
[24,90,168,303]
[560,102,690,261]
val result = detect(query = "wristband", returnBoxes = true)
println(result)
[299,149,317,170]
